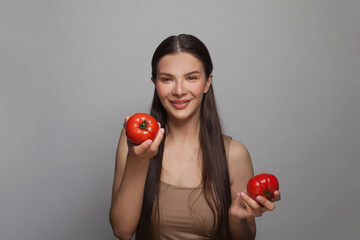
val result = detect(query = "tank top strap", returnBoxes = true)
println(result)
[222,134,232,162]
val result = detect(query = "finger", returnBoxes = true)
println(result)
[132,138,153,155]
[234,193,247,208]
[229,193,250,218]
[273,190,281,201]
[255,196,276,211]
[149,127,164,149]
[268,190,281,202]
[145,130,164,157]
[133,126,164,155]
[123,116,130,129]
[239,192,263,216]
[240,192,260,208]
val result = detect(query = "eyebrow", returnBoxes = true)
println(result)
[158,71,201,77]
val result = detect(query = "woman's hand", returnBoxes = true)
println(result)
[124,116,164,160]
[229,190,281,219]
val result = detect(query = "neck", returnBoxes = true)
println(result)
[165,112,201,145]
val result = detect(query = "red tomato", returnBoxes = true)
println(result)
[126,113,159,145]
[247,173,279,200]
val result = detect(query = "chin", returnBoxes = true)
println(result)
[168,112,189,120]
[169,109,200,121]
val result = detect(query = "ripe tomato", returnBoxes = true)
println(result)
[247,173,279,200]
[126,113,159,145]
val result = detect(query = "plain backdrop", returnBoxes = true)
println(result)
[1,0,360,239]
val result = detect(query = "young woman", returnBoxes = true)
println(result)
[110,34,281,240]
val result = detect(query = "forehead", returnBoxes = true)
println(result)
[157,52,204,74]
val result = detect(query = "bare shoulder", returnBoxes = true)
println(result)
[228,139,251,164]
[228,139,254,199]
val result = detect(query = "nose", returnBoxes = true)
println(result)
[172,79,187,96]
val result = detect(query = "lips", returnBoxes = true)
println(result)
[169,99,190,109]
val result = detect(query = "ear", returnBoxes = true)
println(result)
[151,77,155,85]
[203,74,213,93]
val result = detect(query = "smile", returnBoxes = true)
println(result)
[170,100,190,109]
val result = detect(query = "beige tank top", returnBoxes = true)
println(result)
[151,135,232,239]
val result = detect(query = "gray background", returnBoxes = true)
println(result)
[1,0,359,239]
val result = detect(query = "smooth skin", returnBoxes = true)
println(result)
[109,52,281,240]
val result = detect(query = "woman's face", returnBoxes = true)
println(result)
[152,52,212,122]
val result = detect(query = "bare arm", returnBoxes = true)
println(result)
[227,140,281,240]
[227,140,256,240]
[109,119,164,240]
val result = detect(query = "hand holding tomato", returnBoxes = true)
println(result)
[126,113,160,145]
[124,113,164,160]
[229,173,280,220]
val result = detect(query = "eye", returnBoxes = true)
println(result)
[160,77,172,82]
[187,76,198,80]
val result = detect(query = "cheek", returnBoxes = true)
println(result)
[192,81,207,95]
[155,83,170,100]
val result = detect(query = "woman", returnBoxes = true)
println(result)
[110,34,280,240]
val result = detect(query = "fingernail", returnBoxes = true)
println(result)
[147,140,152,145]
[160,128,164,134]
[240,192,246,197]
[256,196,263,202]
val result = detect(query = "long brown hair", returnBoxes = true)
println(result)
[136,34,232,239]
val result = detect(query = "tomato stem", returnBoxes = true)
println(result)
[139,120,148,129]
[265,190,271,197]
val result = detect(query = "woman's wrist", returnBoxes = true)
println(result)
[126,153,151,173]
